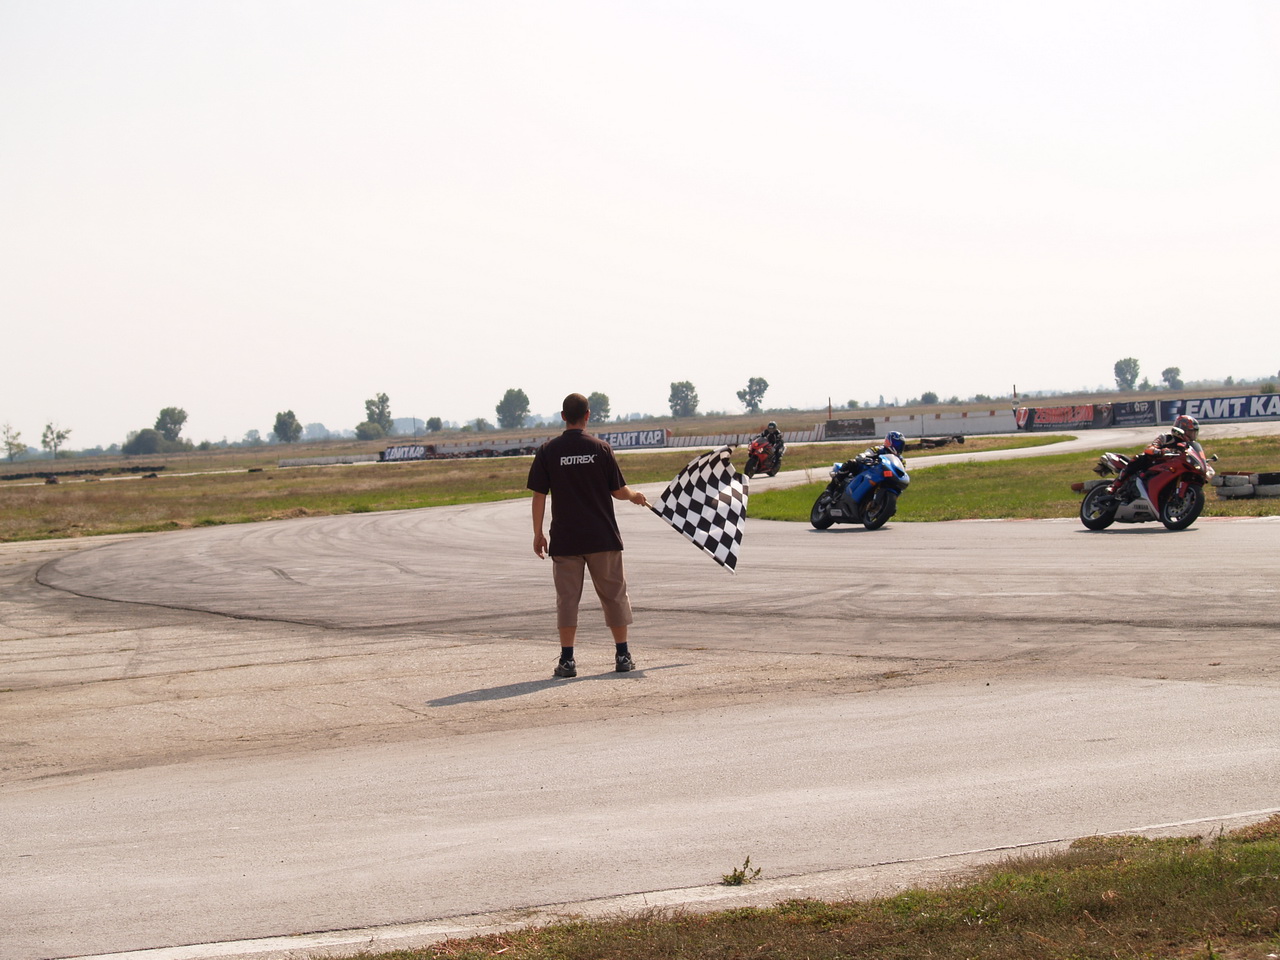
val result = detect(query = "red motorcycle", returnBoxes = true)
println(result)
[743,438,781,478]
[1079,443,1217,531]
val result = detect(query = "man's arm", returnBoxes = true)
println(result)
[612,485,649,508]
[531,491,549,558]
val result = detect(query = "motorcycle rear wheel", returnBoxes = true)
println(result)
[1080,484,1118,530]
[810,491,835,529]
[862,489,897,530]
[1159,484,1204,530]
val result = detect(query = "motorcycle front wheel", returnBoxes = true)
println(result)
[1080,484,1118,530]
[862,488,897,530]
[810,491,835,529]
[1160,484,1204,530]
[744,458,758,478]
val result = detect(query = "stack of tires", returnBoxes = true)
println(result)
[1212,472,1280,499]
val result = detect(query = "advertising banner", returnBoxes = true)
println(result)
[381,444,435,461]
[1017,405,1098,431]
[1111,400,1157,427]
[596,428,669,449]
[1160,394,1280,423]
[824,418,877,440]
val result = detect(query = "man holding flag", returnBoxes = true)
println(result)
[528,393,650,678]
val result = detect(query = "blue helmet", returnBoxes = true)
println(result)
[884,431,905,455]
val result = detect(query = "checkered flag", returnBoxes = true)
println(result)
[651,445,747,572]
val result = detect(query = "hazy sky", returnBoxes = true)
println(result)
[3,1,1278,448]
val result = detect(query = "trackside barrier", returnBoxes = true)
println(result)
[1018,394,1280,432]
[668,434,753,448]
[1160,393,1280,424]
[662,413,1017,450]
[668,428,822,448]
[825,410,1019,440]
[1213,471,1280,499]
[278,454,380,467]
[278,411,1021,468]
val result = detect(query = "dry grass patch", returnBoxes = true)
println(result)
[351,823,1280,960]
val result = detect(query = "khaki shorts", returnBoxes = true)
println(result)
[551,551,633,629]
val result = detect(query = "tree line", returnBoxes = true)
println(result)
[490,378,770,427]
[3,422,71,462]
[1114,358,1185,392]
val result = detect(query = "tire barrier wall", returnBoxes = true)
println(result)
[1,464,168,482]
[1213,471,1280,499]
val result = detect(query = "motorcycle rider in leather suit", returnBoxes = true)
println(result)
[848,430,906,470]
[757,421,785,469]
[1107,415,1200,501]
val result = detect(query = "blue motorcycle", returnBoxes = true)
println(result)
[809,451,910,530]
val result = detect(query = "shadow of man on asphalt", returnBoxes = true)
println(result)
[426,664,687,707]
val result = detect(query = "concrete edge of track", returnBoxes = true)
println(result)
[68,809,1280,960]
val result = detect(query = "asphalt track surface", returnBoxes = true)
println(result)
[3,426,1279,960]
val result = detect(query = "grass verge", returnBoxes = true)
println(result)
[749,435,1280,522]
[359,818,1280,959]
[0,437,1063,543]
[4,433,1276,542]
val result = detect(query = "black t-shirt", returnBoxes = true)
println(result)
[526,429,627,556]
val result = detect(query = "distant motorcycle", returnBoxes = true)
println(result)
[1079,443,1216,531]
[744,437,782,478]
[810,451,910,530]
